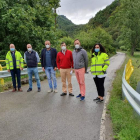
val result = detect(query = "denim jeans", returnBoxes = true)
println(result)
[27,67,41,89]
[10,69,21,89]
[45,67,57,89]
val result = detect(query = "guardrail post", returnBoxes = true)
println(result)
[0,64,4,86]
[126,59,132,73]
[125,59,134,84]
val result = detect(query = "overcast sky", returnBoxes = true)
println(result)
[57,0,115,25]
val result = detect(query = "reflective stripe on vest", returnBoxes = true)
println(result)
[6,51,24,70]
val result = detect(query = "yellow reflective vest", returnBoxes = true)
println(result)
[90,52,110,75]
[6,50,24,70]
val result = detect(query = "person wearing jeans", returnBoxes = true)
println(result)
[6,44,24,92]
[24,44,41,92]
[41,40,57,93]
[56,42,74,96]
[72,39,88,101]
[45,67,57,90]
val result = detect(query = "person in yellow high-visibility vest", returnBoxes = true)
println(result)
[90,43,110,103]
[6,44,24,92]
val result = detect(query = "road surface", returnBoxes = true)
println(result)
[0,52,125,140]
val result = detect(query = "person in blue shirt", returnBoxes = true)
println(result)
[41,40,58,93]
[24,44,41,92]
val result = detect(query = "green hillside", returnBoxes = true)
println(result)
[57,15,85,37]
[57,0,140,56]
[57,15,74,29]
[57,0,120,39]
[88,0,120,28]
[57,0,120,35]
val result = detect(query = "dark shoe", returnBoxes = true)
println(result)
[38,88,41,92]
[76,94,81,98]
[12,88,16,92]
[18,88,23,92]
[27,88,32,92]
[93,97,100,101]
[96,99,104,103]
[69,93,74,96]
[80,96,85,101]
[60,93,67,96]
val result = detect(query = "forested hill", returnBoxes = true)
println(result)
[57,0,120,37]
[57,15,74,29]
[57,15,85,37]
[88,0,120,28]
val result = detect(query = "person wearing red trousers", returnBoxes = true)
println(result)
[72,39,88,101]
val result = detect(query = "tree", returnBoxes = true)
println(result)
[110,0,140,56]
[74,27,115,54]
[0,0,60,60]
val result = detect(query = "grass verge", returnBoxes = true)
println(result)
[108,52,140,140]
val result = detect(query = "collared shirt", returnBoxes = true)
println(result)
[62,50,66,55]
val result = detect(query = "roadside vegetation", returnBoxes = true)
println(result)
[108,52,140,140]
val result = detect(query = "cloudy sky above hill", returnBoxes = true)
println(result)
[57,0,114,25]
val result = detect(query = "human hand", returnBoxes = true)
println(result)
[8,69,10,72]
[54,67,57,71]
[42,67,45,72]
[71,69,74,72]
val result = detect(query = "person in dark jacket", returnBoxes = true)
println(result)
[41,40,58,93]
[24,44,41,92]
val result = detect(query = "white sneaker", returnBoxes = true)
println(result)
[48,89,53,93]
[54,89,58,93]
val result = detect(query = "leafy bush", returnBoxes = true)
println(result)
[108,54,140,140]
[120,46,127,51]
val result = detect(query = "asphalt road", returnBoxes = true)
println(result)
[0,52,125,140]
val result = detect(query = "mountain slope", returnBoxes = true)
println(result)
[57,15,74,29]
[88,0,120,28]
[57,0,120,37]
[57,15,85,37]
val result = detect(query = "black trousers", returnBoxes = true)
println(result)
[93,76,105,97]
[10,69,21,89]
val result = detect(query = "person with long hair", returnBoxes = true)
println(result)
[91,43,110,103]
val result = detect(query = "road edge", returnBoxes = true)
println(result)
[99,52,126,140]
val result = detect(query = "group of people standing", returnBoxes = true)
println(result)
[5,39,110,103]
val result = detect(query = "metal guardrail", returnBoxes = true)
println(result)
[122,65,140,116]
[0,67,43,78]
[0,59,42,85]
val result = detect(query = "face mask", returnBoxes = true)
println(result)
[28,48,32,52]
[46,45,50,48]
[10,48,15,52]
[75,45,80,49]
[62,46,66,50]
[95,48,100,52]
